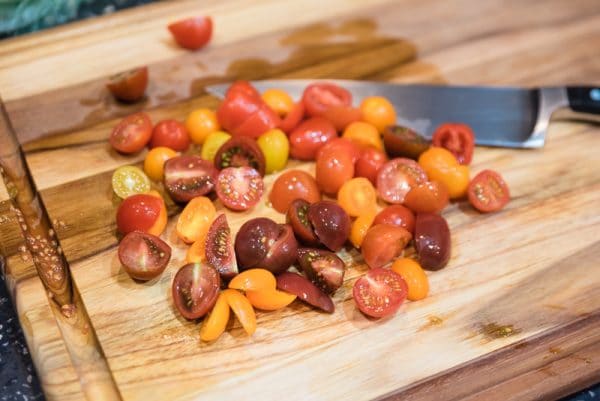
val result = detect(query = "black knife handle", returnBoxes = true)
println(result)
[567,86,600,114]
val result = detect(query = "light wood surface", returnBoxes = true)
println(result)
[0,0,599,400]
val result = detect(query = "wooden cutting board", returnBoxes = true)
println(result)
[1,1,600,400]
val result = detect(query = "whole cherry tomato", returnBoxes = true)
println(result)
[337,177,378,217]
[373,205,415,234]
[168,16,213,50]
[432,123,475,165]
[289,117,337,161]
[322,105,362,132]
[106,67,148,102]
[279,101,305,134]
[144,147,178,182]
[186,108,220,145]
[261,89,294,117]
[150,119,191,151]
[418,147,470,199]
[342,121,384,151]
[109,112,153,154]
[403,181,449,214]
[116,193,164,235]
[256,128,290,174]
[355,147,388,185]
[468,169,510,212]
[302,82,352,118]
[315,145,355,196]
[269,170,321,214]
[360,96,397,133]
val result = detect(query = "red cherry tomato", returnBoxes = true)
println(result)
[235,105,282,139]
[217,90,280,139]
[373,205,415,234]
[279,101,305,134]
[168,16,213,50]
[150,119,190,151]
[116,194,162,235]
[316,138,361,164]
[302,82,352,118]
[269,170,321,213]
[289,117,337,160]
[106,66,148,102]
[226,80,261,99]
[216,167,264,211]
[467,169,510,212]
[361,224,412,269]
[355,147,388,185]
[322,105,362,132]
[315,144,355,196]
[432,123,475,165]
[376,158,427,204]
[109,112,153,154]
[403,181,449,214]
[353,268,408,318]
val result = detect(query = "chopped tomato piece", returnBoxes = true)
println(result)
[168,16,213,50]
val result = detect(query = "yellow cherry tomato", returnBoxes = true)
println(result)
[360,96,397,133]
[342,121,384,151]
[186,108,220,145]
[418,147,470,199]
[257,128,290,174]
[143,146,177,182]
[245,289,296,311]
[349,210,377,248]
[200,130,231,162]
[111,166,150,199]
[261,89,294,117]
[176,196,216,244]
[391,258,429,301]
[223,289,256,336]
[200,292,230,342]
[229,269,276,291]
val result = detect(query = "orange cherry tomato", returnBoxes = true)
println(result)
[228,269,276,291]
[186,237,207,264]
[186,108,221,145]
[144,146,178,181]
[391,258,429,301]
[269,170,321,213]
[223,289,256,336]
[349,210,377,248]
[342,121,384,151]
[245,289,297,310]
[261,89,294,117]
[200,292,230,342]
[337,177,378,217]
[176,196,216,244]
[360,96,397,133]
[147,190,167,236]
[403,181,449,214]
[418,147,470,199]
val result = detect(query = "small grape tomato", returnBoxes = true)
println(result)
[352,268,408,318]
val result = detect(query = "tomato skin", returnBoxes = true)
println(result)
[349,211,376,248]
[116,194,162,235]
[360,96,397,133]
[229,269,277,292]
[355,147,388,185]
[289,117,337,161]
[468,169,510,212]
[391,258,429,301]
[322,105,362,132]
[353,268,408,318]
[144,147,178,182]
[373,205,415,234]
[245,289,296,310]
[308,200,351,252]
[419,147,470,200]
[109,112,153,154]
[276,272,334,313]
[150,119,191,151]
[200,131,231,162]
[223,289,256,336]
[432,123,475,165]
[269,170,321,214]
[106,66,148,102]
[404,181,449,214]
[316,138,361,164]
[279,101,305,134]
[342,121,384,151]
[337,177,378,217]
[200,292,230,342]
[302,82,352,118]
[168,16,212,50]
[361,224,412,269]
[414,213,451,271]
[226,80,261,99]
[186,108,220,145]
[286,199,319,246]
[383,125,430,160]
[256,129,289,174]
[315,145,355,196]
[217,89,280,139]
[261,89,294,117]
[376,158,428,204]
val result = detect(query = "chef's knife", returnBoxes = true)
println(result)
[206,80,600,148]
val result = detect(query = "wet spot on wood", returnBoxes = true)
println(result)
[480,322,521,339]
[419,315,444,331]
[548,346,561,355]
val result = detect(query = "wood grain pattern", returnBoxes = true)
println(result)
[1,0,600,400]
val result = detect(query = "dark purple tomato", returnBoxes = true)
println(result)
[383,125,430,159]
[234,217,298,275]
[286,199,319,246]
[164,155,218,203]
[214,136,266,176]
[297,248,345,294]
[276,272,334,313]
[307,200,350,252]
[172,262,220,320]
[414,213,451,270]
[118,231,171,280]
[205,214,238,280]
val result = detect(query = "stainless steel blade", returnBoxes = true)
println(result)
[206,79,569,148]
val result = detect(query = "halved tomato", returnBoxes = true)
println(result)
[109,112,153,154]
[214,136,266,176]
[432,123,475,165]
[468,169,510,212]
[302,82,352,118]
[376,158,427,204]
[106,66,148,102]
[216,167,264,211]
[118,231,171,281]
[172,263,220,320]
[168,16,213,50]
[353,268,408,318]
[205,214,238,280]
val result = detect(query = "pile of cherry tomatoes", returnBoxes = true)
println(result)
[110,80,511,342]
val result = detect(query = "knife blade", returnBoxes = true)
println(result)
[206,79,600,148]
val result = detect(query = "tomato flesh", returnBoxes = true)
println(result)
[376,158,427,204]
[172,263,220,320]
[118,231,171,281]
[205,214,238,280]
[214,136,266,176]
[163,155,218,203]
[353,268,408,318]
[216,167,264,211]
[468,169,510,212]
[168,16,213,50]
[302,83,352,118]
[432,123,475,165]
